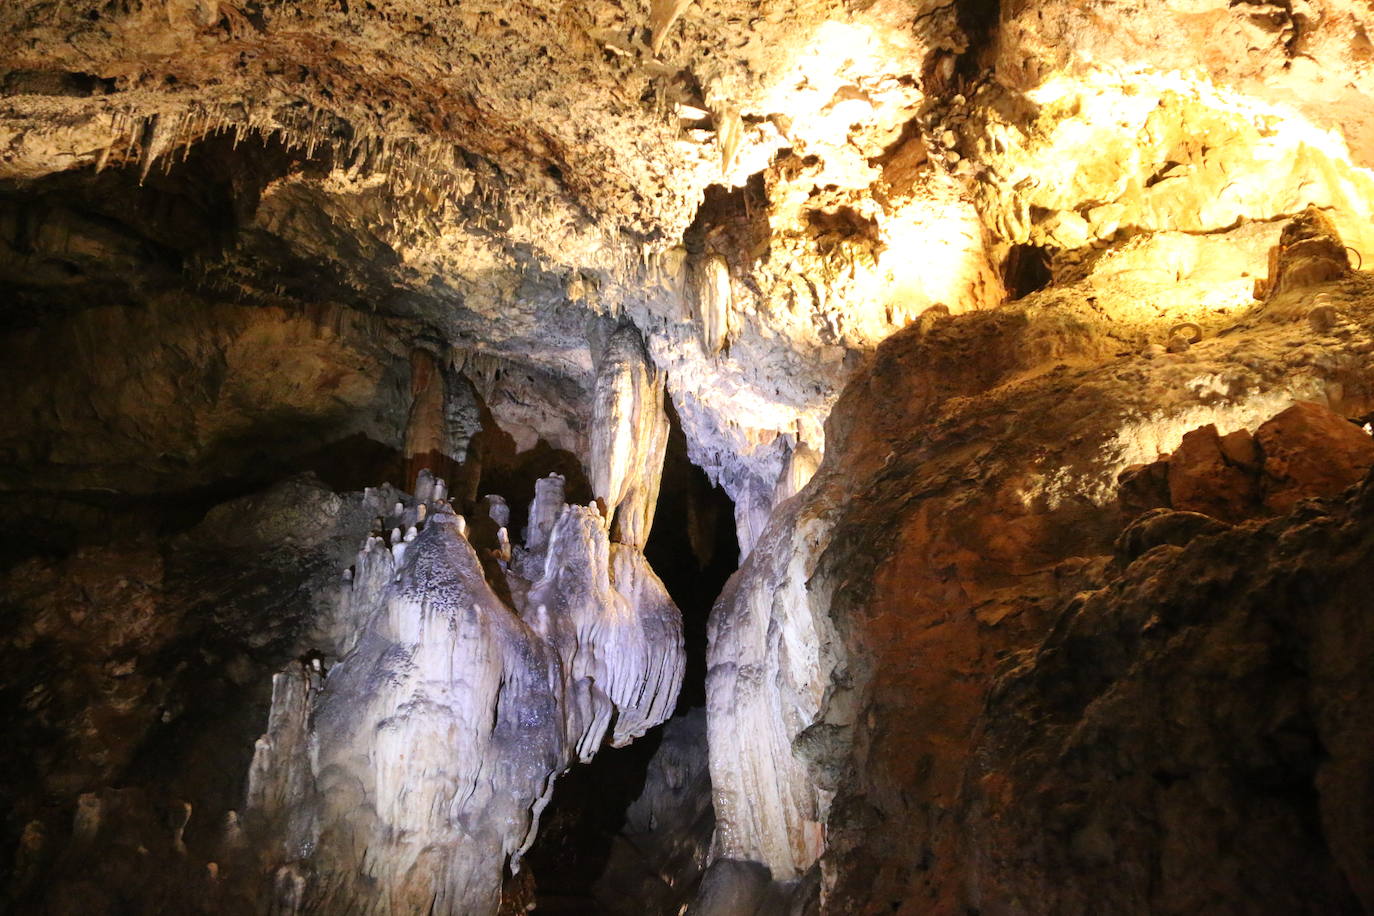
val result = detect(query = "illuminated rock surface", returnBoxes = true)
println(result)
[705,219,1374,912]
[236,474,683,915]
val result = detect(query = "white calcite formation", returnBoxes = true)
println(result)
[243,474,685,915]
[694,255,733,356]
[590,327,670,550]
[524,506,685,758]
[705,497,840,881]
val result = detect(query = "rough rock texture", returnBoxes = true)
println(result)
[249,498,567,915]
[704,215,1374,912]
[1,475,387,911]
[0,299,407,497]
[9,0,1374,913]
[8,0,1374,557]
[964,468,1374,914]
[1166,423,1261,523]
[242,474,685,914]
[1255,400,1374,512]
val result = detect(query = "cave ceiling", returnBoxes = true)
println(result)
[5,0,1374,526]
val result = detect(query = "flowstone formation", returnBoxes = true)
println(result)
[241,327,684,914]
[243,471,684,915]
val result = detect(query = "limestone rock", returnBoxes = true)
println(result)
[1265,207,1352,299]
[242,475,684,914]
[1256,400,1374,513]
[724,279,1374,913]
[248,501,567,915]
[967,472,1374,913]
[1219,428,1261,472]
[1167,423,1261,522]
[1117,459,1172,518]
[706,498,837,879]
[1114,507,1230,563]
[590,327,670,550]
[524,505,685,757]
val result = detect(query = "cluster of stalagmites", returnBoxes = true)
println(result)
[240,463,684,914]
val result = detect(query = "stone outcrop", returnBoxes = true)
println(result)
[1255,400,1374,512]
[703,216,1374,912]
[966,466,1374,914]
[1,475,390,910]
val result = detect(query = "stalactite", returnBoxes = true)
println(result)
[589,327,670,549]
[403,348,453,490]
[694,254,733,355]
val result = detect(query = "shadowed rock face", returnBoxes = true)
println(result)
[965,467,1374,915]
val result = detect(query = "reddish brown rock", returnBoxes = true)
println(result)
[1263,206,1353,298]
[1118,460,1172,518]
[1219,428,1261,472]
[1167,424,1261,523]
[1256,401,1374,513]
[403,348,453,491]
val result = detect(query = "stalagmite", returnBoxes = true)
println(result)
[772,441,821,506]
[706,499,838,879]
[523,474,565,555]
[589,328,670,549]
[243,475,684,914]
[247,494,567,915]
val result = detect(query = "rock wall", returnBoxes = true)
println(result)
[0,475,389,911]
[704,211,1374,912]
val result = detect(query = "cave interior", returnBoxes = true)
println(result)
[3,0,1374,914]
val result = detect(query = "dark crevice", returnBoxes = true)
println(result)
[1004,243,1053,300]
[683,172,771,277]
[954,0,1001,81]
[646,395,739,711]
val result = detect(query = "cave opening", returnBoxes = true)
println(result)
[645,395,740,710]
[1003,242,1053,300]
[522,394,737,912]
